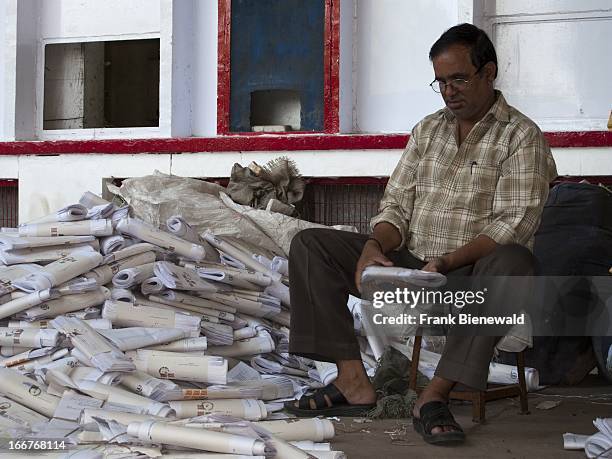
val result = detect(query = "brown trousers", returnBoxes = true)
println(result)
[288,228,536,390]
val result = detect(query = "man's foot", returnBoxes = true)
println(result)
[284,383,376,417]
[413,401,465,445]
[412,377,463,439]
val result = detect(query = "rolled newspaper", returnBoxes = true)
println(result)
[202,231,282,282]
[0,289,53,320]
[80,408,166,429]
[169,399,267,420]
[110,288,135,303]
[17,287,110,320]
[112,263,155,289]
[149,294,235,322]
[206,331,275,358]
[141,277,165,295]
[0,243,96,265]
[271,256,289,276]
[0,367,60,416]
[154,262,220,292]
[120,370,183,401]
[129,349,227,385]
[127,420,268,455]
[98,327,188,351]
[84,251,156,286]
[166,215,219,261]
[0,328,61,348]
[26,204,89,224]
[0,234,96,251]
[117,217,209,262]
[101,300,201,336]
[0,394,48,428]
[255,419,335,442]
[145,336,208,352]
[75,379,174,417]
[102,243,158,264]
[99,235,129,255]
[154,290,236,313]
[18,220,113,237]
[12,251,103,293]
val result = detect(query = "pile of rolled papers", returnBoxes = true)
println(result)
[0,191,347,458]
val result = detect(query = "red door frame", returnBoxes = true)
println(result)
[216,0,340,135]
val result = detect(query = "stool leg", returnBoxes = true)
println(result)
[516,351,530,415]
[409,336,422,392]
[472,392,486,423]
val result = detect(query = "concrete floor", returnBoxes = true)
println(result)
[330,376,611,458]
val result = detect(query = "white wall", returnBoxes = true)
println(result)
[354,0,459,133]
[484,0,612,131]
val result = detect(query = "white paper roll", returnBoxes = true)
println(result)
[0,367,59,417]
[255,418,335,442]
[169,399,267,420]
[112,263,155,289]
[127,420,268,455]
[17,287,110,320]
[0,289,52,320]
[18,220,113,237]
[0,328,60,348]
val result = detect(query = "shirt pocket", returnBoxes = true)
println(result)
[452,163,500,211]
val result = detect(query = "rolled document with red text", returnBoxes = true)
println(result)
[126,420,268,455]
[17,287,110,320]
[128,349,227,385]
[18,219,113,237]
[117,217,209,262]
[12,251,103,293]
[0,367,60,417]
[0,327,61,348]
[169,399,267,420]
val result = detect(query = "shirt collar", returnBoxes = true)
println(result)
[442,90,510,123]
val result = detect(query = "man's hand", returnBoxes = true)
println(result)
[355,240,394,292]
[422,256,451,274]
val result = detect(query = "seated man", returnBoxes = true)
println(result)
[285,23,557,445]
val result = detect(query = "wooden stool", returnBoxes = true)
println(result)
[408,335,530,423]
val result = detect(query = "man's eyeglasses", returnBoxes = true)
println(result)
[429,64,485,93]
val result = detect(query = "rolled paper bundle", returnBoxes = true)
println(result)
[129,349,227,385]
[0,289,53,320]
[202,232,282,282]
[126,420,268,456]
[201,322,235,346]
[313,361,338,386]
[85,251,156,286]
[145,336,208,352]
[26,204,89,224]
[0,234,96,251]
[184,262,272,289]
[220,253,247,270]
[149,294,235,321]
[102,243,157,264]
[264,281,290,307]
[169,399,267,420]
[233,327,257,341]
[166,215,201,243]
[110,288,135,303]
[0,328,61,348]
[51,316,135,373]
[112,263,155,289]
[206,331,275,358]
[18,287,110,320]
[0,243,96,265]
[258,433,316,459]
[154,262,220,292]
[141,277,165,295]
[68,366,122,386]
[12,251,103,293]
[290,441,331,451]
[75,379,174,417]
[80,408,166,429]
[101,300,201,336]
[155,290,236,313]
[10,348,70,374]
[0,394,48,428]
[18,219,113,237]
[98,327,188,351]
[270,256,289,277]
[0,367,60,417]
[1,346,29,357]
[253,254,274,270]
[117,217,209,262]
[0,346,53,367]
[120,370,183,401]
[195,268,261,291]
[255,419,335,442]
[99,235,128,255]
[197,292,280,319]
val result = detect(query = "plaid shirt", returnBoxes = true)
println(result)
[371,92,558,261]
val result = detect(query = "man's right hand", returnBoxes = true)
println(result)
[355,239,394,292]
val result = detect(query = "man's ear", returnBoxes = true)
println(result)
[484,62,497,83]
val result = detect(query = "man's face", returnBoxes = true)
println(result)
[432,44,494,122]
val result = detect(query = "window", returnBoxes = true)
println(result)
[43,39,160,131]
[218,0,339,134]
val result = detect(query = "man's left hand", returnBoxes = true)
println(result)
[422,257,451,274]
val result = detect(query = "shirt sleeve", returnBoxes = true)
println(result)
[478,125,558,246]
[370,126,421,249]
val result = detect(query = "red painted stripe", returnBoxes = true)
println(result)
[323,0,340,134]
[216,0,232,135]
[0,131,610,155]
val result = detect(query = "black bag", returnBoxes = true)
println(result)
[502,182,612,385]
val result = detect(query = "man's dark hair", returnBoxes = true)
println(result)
[429,23,498,78]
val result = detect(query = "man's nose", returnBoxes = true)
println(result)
[442,82,458,96]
